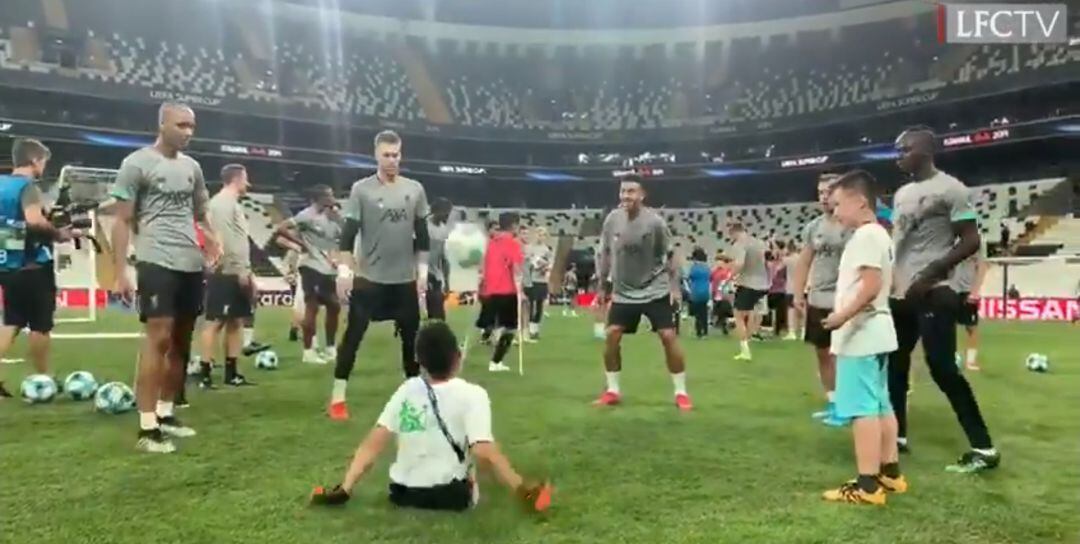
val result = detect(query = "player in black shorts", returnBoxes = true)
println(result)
[425,198,454,320]
[196,164,257,388]
[727,222,769,361]
[594,176,691,411]
[111,103,219,453]
[329,131,431,420]
[0,139,77,398]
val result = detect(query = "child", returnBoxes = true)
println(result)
[686,248,712,338]
[821,170,906,505]
[310,321,552,512]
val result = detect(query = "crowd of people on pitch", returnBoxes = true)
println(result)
[1,110,997,513]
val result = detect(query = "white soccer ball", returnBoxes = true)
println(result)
[255,350,279,370]
[21,374,58,404]
[94,382,135,414]
[446,223,487,269]
[1025,353,1049,373]
[64,371,98,401]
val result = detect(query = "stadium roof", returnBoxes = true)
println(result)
[275,0,906,29]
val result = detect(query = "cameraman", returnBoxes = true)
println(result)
[0,139,78,398]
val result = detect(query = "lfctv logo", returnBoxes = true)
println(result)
[938,3,1068,43]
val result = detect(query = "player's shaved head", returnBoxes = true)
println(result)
[895,126,936,177]
[156,102,195,154]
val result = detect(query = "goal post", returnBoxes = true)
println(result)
[51,166,120,326]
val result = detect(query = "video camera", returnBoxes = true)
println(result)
[45,173,108,253]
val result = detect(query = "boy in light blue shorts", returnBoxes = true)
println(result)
[820,170,906,505]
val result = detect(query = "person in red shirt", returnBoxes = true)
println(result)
[480,212,524,372]
[710,255,734,334]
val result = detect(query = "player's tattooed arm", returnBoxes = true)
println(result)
[597,215,613,290]
[658,220,679,297]
[192,166,221,265]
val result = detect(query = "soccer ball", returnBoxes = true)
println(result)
[21,374,58,404]
[94,382,135,414]
[64,371,98,401]
[1025,353,1050,373]
[446,223,487,269]
[255,350,279,370]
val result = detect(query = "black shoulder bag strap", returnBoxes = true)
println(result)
[422,379,466,463]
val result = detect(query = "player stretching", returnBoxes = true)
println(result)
[727,222,768,361]
[330,130,430,420]
[276,185,343,364]
[953,240,987,371]
[482,213,524,372]
[112,102,220,453]
[0,139,78,398]
[820,170,906,505]
[792,171,851,425]
[197,164,256,388]
[593,175,691,411]
[890,127,998,472]
[310,321,552,512]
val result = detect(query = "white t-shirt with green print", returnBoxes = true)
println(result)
[376,377,493,488]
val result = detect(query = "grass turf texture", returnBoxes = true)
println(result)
[1,308,1077,544]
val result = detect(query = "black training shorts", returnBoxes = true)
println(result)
[733,286,767,312]
[608,295,675,334]
[804,305,832,349]
[485,293,519,329]
[0,264,56,333]
[136,262,204,323]
[349,277,420,324]
[204,273,254,321]
[299,266,338,306]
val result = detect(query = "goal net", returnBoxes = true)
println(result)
[51,166,118,324]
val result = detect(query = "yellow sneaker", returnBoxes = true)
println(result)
[876,473,908,494]
[822,481,887,506]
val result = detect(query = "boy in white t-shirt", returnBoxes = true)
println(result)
[820,171,907,506]
[310,321,552,512]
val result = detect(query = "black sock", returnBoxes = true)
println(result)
[856,474,879,493]
[492,332,514,363]
[288,326,299,341]
[225,357,238,380]
[200,360,213,379]
[881,462,901,479]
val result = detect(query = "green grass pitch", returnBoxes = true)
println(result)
[1,308,1078,543]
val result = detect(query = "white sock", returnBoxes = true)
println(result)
[739,340,750,354]
[605,371,621,394]
[826,391,835,403]
[671,372,687,396]
[156,401,174,419]
[966,348,977,364]
[973,447,997,456]
[331,379,348,403]
[243,328,255,346]
[139,411,158,430]
[593,323,604,336]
